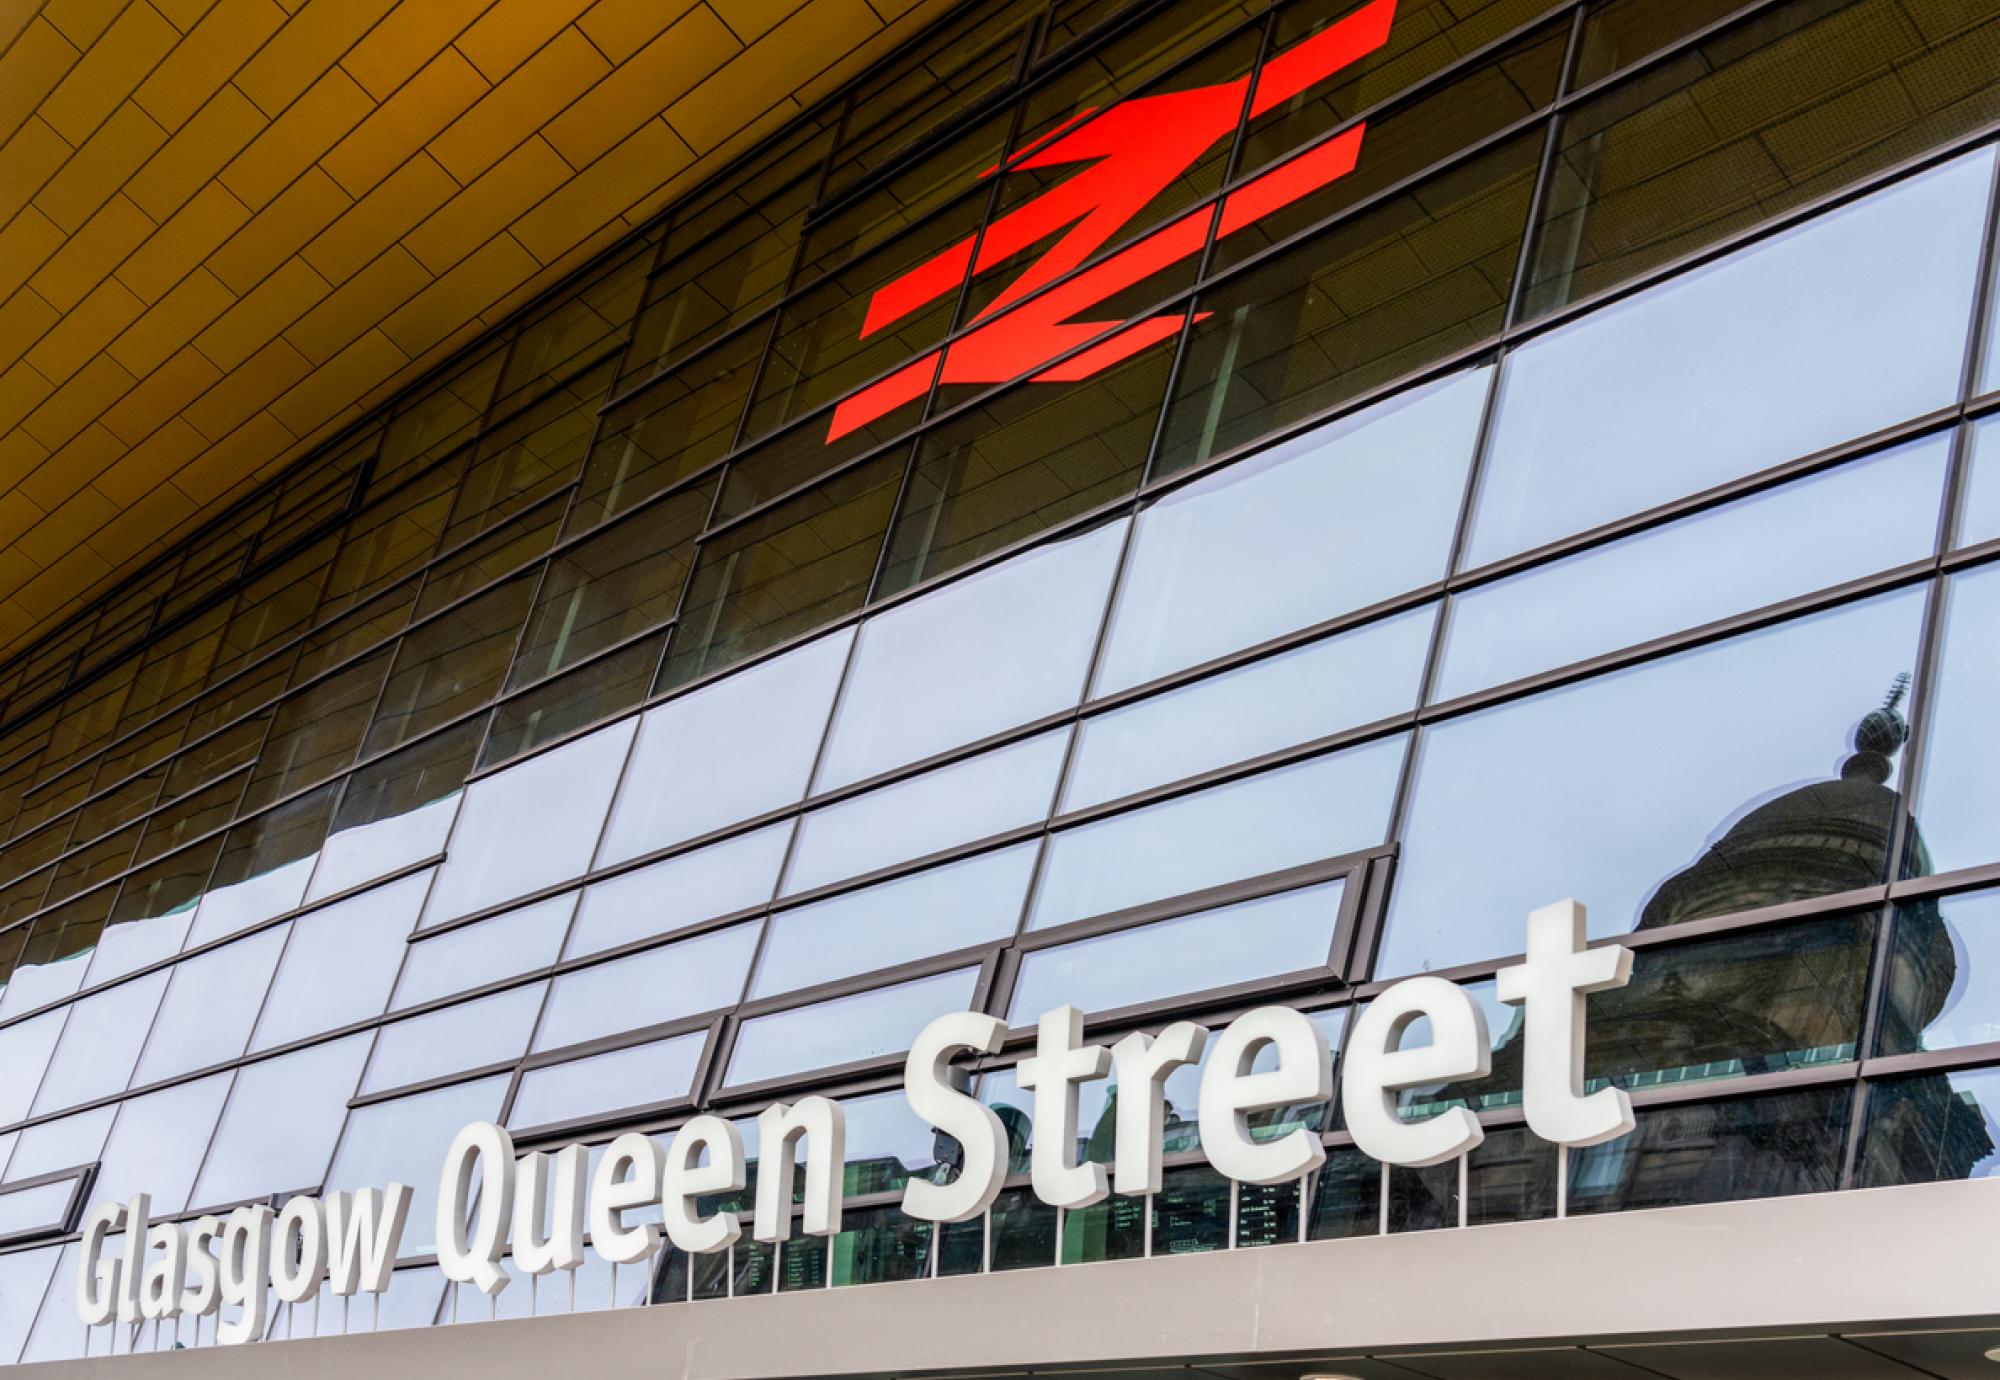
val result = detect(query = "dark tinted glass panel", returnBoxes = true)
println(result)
[776,1234,827,1291]
[570,325,762,535]
[441,360,613,551]
[373,347,502,489]
[509,481,712,689]
[0,868,52,927]
[1467,1127,1558,1223]
[1155,132,1539,476]
[207,785,336,895]
[1235,1178,1303,1246]
[160,717,265,803]
[16,890,113,985]
[334,715,481,834]
[691,1246,730,1300]
[109,839,221,933]
[796,130,1003,289]
[876,349,1167,596]
[364,577,536,757]
[1387,1160,1457,1231]
[1879,888,2000,1056]
[623,177,813,386]
[1248,0,1564,175]
[181,652,292,749]
[733,1239,775,1296]
[44,824,139,907]
[1521,0,2000,318]
[291,580,417,685]
[119,608,226,728]
[319,466,456,622]
[0,821,67,890]
[481,636,660,769]
[1567,1087,1852,1213]
[95,712,184,798]
[225,533,338,685]
[71,766,163,843]
[1858,1066,2000,1185]
[828,1205,932,1284]
[1029,0,1258,143]
[496,246,647,410]
[136,775,244,866]
[659,452,904,690]
[1060,1192,1148,1264]
[1153,1165,1232,1253]
[1572,0,1747,86]
[238,652,391,816]
[987,1186,1058,1270]
[414,500,561,620]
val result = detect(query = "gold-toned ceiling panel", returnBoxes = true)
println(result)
[0,0,956,657]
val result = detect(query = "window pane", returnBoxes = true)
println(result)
[1472,149,1992,566]
[321,470,455,622]
[132,924,287,1085]
[600,629,849,865]
[1440,436,1950,699]
[481,635,662,770]
[1908,564,2000,877]
[568,823,789,959]
[1011,880,1345,1022]
[1879,888,2000,1056]
[817,522,1124,791]
[443,359,613,550]
[497,246,647,408]
[659,452,904,690]
[185,785,335,947]
[0,1010,64,1125]
[1099,368,1486,695]
[322,1075,508,1256]
[1859,1066,2000,1186]
[1032,737,1402,931]
[726,967,980,1089]
[308,717,478,902]
[89,1073,230,1214]
[1522,0,2000,318]
[0,893,107,1019]
[363,575,536,757]
[507,1031,705,1131]
[509,480,711,688]
[238,650,392,816]
[193,1033,372,1208]
[414,501,561,620]
[360,982,545,1095]
[1067,606,1432,810]
[1153,135,1537,477]
[392,892,571,1012]
[422,718,635,925]
[532,921,760,1054]
[249,869,429,1052]
[30,969,167,1114]
[0,1246,57,1366]
[1566,1087,1851,1214]
[753,841,1037,999]
[783,728,1069,896]
[1383,588,1925,976]
[1959,415,2000,547]
[6,1107,113,1183]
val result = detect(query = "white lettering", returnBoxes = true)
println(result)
[1198,1007,1330,1185]
[1343,976,1490,1167]
[1016,1005,1112,1210]
[1495,898,1636,1147]
[754,1098,845,1242]
[900,1011,1008,1223]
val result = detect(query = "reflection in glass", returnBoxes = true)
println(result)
[193,1034,372,1209]
[186,785,336,948]
[1465,1127,1556,1225]
[1033,737,1401,930]
[1387,1160,1455,1232]
[1911,565,2000,876]
[1011,882,1345,1022]
[1308,1147,1382,1240]
[532,922,759,1054]
[1472,151,1992,566]
[1068,610,1430,810]
[249,870,428,1052]
[1879,888,2000,1056]
[754,842,1037,999]
[598,630,850,865]
[1440,437,1949,699]
[1097,369,1486,695]
[1383,589,1924,976]
[818,522,1124,791]
[507,1032,705,1130]
[570,824,790,959]
[726,967,980,1088]
[1859,1067,2000,1186]
[0,1010,64,1126]
[132,925,287,1085]
[308,719,477,901]
[360,982,545,1095]
[0,1247,56,1364]
[1566,1088,1851,1214]
[392,893,571,1011]
[783,728,1069,897]
[89,1074,230,1214]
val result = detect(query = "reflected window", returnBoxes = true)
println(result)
[783,728,1069,896]
[1908,565,2000,877]
[817,522,1124,791]
[1879,888,2000,1056]
[480,638,660,769]
[422,718,635,926]
[1066,607,1431,810]
[323,1076,508,1256]
[1097,369,1486,695]
[1567,1087,1851,1214]
[250,870,428,1052]
[569,824,790,960]
[1859,1066,2000,1187]
[532,921,760,1054]
[1012,882,1347,1023]
[726,967,980,1089]
[1383,589,1925,976]
[193,1034,373,1209]
[87,840,219,984]
[1471,150,1992,567]
[507,1031,705,1131]
[598,630,849,866]
[392,893,571,1012]
[360,982,545,1096]
[754,842,1037,999]
[1033,737,1402,931]
[1440,437,1949,700]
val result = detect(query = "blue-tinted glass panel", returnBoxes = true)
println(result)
[0,1247,55,1364]
[30,969,167,1114]
[532,921,759,1053]
[1097,369,1487,695]
[1065,608,1432,810]
[360,982,545,1095]
[1011,882,1345,1023]
[1859,1066,2000,1186]
[726,967,980,1089]
[391,893,572,1011]
[194,1034,372,1209]
[1032,736,1402,931]
[132,924,287,1084]
[1469,151,1993,567]
[506,1031,705,1130]
[1384,588,1926,976]
[1439,437,1949,700]
[89,1073,229,1214]
[1908,564,2000,877]
[568,823,789,959]
[323,1075,508,1256]
[1958,415,2000,548]
[249,869,427,1052]
[0,1010,64,1126]
[1879,888,2000,1056]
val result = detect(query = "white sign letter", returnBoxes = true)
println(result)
[216,1205,273,1346]
[326,1187,410,1299]
[1016,1006,1112,1209]
[754,1099,845,1242]
[1198,1008,1330,1185]
[1495,898,1635,1147]
[589,1132,663,1265]
[513,1146,587,1276]
[1344,976,1490,1167]
[1109,1022,1208,1196]
[901,1011,1008,1223]
[138,1222,188,1322]
[74,1201,122,1329]
[271,1196,327,1305]
[662,1115,744,1254]
[437,1121,514,1297]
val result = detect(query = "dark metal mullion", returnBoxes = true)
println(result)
[1500,6,1586,332]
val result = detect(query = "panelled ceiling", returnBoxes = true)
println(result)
[0,0,957,659]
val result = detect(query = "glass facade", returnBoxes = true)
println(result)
[2,0,2000,1360]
